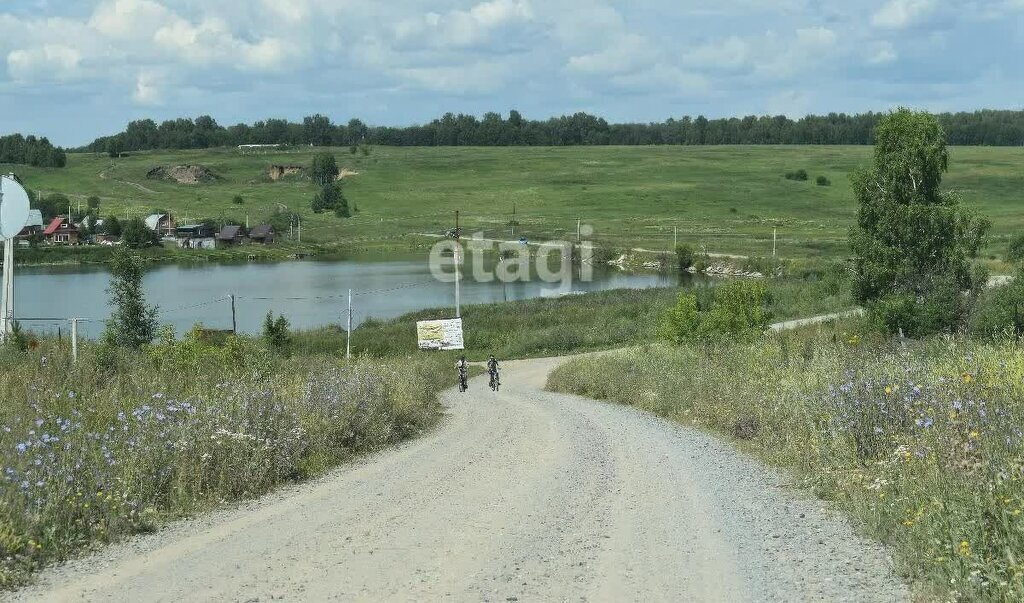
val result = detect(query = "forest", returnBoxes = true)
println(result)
[0,134,67,168]
[82,109,1024,153]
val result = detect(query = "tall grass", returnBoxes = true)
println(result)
[292,275,854,360]
[548,325,1024,600]
[0,331,450,588]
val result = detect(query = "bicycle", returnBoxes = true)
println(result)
[489,369,500,392]
[458,370,468,392]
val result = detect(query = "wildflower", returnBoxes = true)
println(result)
[969,430,980,439]
[960,540,972,557]
[963,374,974,384]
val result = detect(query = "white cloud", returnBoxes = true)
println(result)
[7,44,82,81]
[566,34,658,76]
[132,70,162,105]
[393,0,534,49]
[153,17,299,71]
[872,0,936,29]
[682,26,837,80]
[88,0,174,40]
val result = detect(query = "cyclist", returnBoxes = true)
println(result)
[487,355,500,391]
[455,355,469,392]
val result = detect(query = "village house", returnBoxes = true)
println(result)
[145,214,176,237]
[176,224,217,250]
[16,210,44,244]
[217,224,245,247]
[248,224,275,245]
[43,216,80,245]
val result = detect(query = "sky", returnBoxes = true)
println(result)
[1,0,1023,147]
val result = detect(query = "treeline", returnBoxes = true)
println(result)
[0,134,67,167]
[85,109,1024,153]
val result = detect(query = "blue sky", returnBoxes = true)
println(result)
[1,0,1022,146]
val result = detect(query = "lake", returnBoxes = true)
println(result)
[12,254,689,338]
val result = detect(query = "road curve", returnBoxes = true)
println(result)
[8,357,906,602]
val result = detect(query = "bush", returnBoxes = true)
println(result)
[1007,234,1024,262]
[658,280,771,343]
[232,195,244,205]
[868,279,966,338]
[657,293,700,344]
[816,175,831,186]
[675,244,695,273]
[970,272,1024,338]
[784,169,809,181]
[262,312,292,352]
[120,217,158,249]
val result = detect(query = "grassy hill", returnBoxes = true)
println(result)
[4,145,1022,260]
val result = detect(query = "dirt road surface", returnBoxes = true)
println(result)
[8,357,906,602]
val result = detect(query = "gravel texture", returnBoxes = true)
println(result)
[6,356,908,602]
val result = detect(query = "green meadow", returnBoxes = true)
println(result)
[4,145,1023,260]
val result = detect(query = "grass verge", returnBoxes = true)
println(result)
[291,272,854,360]
[547,324,1024,601]
[0,332,451,588]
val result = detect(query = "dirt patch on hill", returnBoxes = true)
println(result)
[268,165,305,181]
[146,165,219,185]
[337,169,360,180]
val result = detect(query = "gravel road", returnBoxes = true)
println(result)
[8,357,907,602]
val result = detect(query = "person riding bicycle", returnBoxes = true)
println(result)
[487,355,500,388]
[456,356,469,391]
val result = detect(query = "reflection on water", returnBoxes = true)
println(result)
[14,255,697,338]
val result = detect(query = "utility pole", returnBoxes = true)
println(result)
[298,217,302,243]
[773,228,777,258]
[577,218,581,243]
[346,288,352,359]
[674,226,678,249]
[511,203,516,238]
[455,210,461,318]
[70,318,79,363]
[230,295,237,334]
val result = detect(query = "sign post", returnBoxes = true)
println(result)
[0,174,31,342]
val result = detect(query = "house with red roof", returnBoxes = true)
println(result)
[43,216,80,245]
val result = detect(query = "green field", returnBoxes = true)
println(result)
[4,145,1022,260]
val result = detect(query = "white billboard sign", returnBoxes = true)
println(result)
[416,318,465,351]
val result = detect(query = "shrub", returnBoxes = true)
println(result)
[675,243,695,273]
[784,169,809,181]
[120,217,158,249]
[658,280,771,344]
[103,248,157,349]
[816,175,831,186]
[1007,234,1024,262]
[970,272,1024,338]
[232,195,245,205]
[657,293,700,344]
[262,312,292,352]
[699,280,772,341]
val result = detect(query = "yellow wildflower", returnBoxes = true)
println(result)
[960,540,972,557]
[963,374,974,383]
[969,430,980,439]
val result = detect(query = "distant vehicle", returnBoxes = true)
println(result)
[445,227,462,239]
[518,237,528,245]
